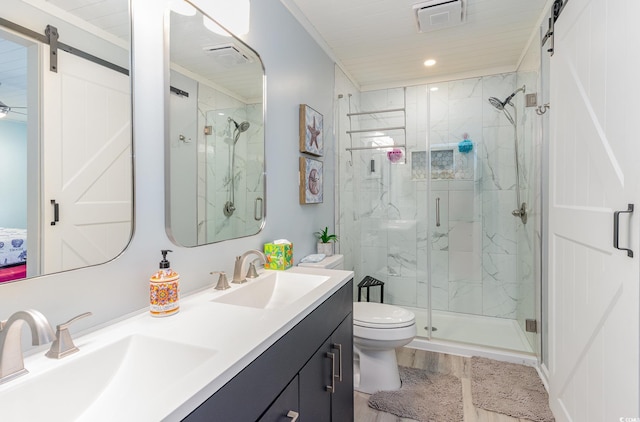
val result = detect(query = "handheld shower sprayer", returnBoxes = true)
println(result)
[487,85,527,224]
[227,117,250,134]
[223,116,251,217]
[488,85,526,111]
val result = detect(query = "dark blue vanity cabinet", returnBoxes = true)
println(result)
[184,279,354,422]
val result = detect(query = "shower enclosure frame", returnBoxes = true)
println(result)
[335,70,541,358]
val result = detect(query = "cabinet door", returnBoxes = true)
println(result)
[299,314,354,422]
[330,315,353,421]
[259,376,299,422]
[299,337,332,421]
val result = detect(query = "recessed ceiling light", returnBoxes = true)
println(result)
[430,87,439,92]
[424,59,437,67]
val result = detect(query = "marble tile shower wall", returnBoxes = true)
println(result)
[335,77,429,305]
[196,82,264,243]
[336,69,536,324]
[430,73,528,319]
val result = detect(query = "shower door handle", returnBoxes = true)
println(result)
[435,197,441,227]
[613,204,634,258]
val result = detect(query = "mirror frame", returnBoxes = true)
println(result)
[164,3,266,247]
[0,0,134,284]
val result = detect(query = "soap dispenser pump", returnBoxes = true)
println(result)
[149,249,180,317]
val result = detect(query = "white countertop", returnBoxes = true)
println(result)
[0,267,353,421]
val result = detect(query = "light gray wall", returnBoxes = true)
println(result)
[0,0,336,339]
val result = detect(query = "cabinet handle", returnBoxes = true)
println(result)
[332,343,343,381]
[286,410,299,422]
[325,352,335,393]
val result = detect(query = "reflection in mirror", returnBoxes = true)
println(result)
[0,0,132,284]
[167,5,265,247]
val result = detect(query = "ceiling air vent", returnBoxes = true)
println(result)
[413,0,466,33]
[203,44,253,67]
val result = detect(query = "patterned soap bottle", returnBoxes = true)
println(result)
[149,249,180,317]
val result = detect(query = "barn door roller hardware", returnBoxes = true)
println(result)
[541,0,569,56]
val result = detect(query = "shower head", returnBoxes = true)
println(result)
[488,85,526,110]
[488,97,505,110]
[228,117,250,133]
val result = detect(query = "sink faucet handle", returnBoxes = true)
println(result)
[45,312,92,359]
[211,271,231,290]
[246,261,260,279]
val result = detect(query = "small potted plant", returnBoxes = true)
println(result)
[314,226,338,256]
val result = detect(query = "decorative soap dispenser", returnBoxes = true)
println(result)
[149,249,180,317]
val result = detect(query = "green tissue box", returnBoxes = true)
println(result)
[264,243,293,270]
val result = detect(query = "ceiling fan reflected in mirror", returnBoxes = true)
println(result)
[0,82,27,118]
[0,100,26,118]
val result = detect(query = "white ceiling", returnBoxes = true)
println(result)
[286,0,550,90]
[1,0,551,121]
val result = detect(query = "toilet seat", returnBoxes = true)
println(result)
[353,302,415,329]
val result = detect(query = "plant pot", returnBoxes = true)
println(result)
[317,242,334,257]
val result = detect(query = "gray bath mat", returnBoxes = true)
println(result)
[471,356,555,422]
[368,366,463,422]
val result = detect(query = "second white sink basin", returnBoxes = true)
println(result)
[0,334,217,421]
[212,271,329,309]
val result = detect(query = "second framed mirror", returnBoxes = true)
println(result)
[166,3,265,247]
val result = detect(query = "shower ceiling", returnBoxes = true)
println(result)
[285,0,549,90]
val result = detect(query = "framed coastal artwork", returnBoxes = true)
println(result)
[299,104,323,156]
[299,157,323,204]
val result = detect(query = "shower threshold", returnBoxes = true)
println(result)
[406,307,535,360]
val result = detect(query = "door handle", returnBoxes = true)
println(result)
[436,197,440,227]
[51,199,59,226]
[613,204,634,257]
[325,352,335,393]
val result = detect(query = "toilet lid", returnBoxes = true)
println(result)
[353,302,415,328]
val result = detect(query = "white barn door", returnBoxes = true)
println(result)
[42,49,132,273]
[548,0,640,420]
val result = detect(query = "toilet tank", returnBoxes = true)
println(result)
[298,254,344,270]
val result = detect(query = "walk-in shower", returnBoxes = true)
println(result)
[489,85,527,224]
[223,117,250,217]
[336,71,540,358]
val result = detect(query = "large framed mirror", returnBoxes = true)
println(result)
[0,0,132,283]
[166,3,265,247]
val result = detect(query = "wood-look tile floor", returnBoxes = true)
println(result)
[354,347,537,422]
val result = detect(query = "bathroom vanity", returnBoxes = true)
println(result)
[0,268,353,421]
[184,277,353,421]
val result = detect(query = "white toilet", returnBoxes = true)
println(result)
[299,254,417,394]
[352,302,416,393]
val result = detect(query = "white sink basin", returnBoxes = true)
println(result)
[0,335,217,421]
[212,271,329,309]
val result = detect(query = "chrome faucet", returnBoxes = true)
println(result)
[0,310,55,384]
[232,249,267,283]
